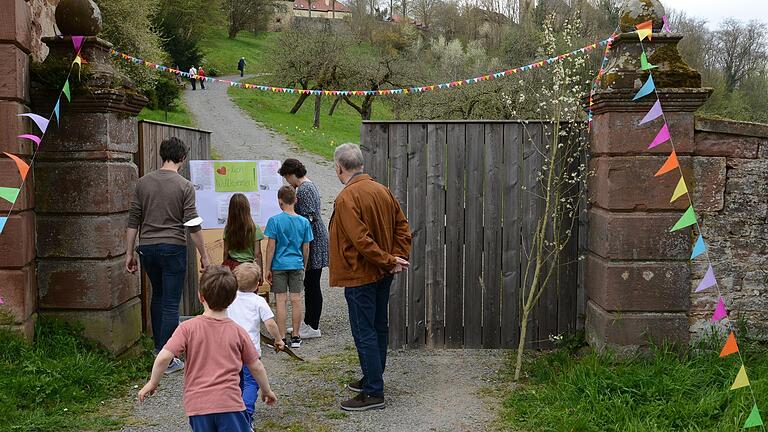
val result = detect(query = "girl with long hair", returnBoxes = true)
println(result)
[222,194,265,286]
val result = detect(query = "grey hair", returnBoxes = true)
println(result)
[334,143,364,171]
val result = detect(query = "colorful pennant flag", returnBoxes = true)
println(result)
[0,187,20,204]
[633,75,656,100]
[17,113,49,133]
[17,134,41,148]
[655,150,679,176]
[662,15,671,33]
[720,332,739,357]
[670,177,688,202]
[691,235,706,259]
[649,123,671,149]
[72,35,84,52]
[730,365,750,390]
[3,153,30,180]
[640,99,663,125]
[0,296,4,305]
[63,80,71,102]
[53,99,61,125]
[640,52,657,70]
[0,216,6,235]
[695,265,717,292]
[670,205,696,231]
[711,298,728,322]
[744,404,764,428]
[636,20,653,41]
[73,55,82,80]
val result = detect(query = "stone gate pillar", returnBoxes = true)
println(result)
[33,1,147,353]
[585,0,712,352]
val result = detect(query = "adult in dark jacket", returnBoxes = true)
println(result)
[237,57,246,77]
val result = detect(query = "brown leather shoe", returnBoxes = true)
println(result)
[346,378,363,392]
[340,392,386,411]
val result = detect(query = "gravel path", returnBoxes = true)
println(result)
[121,76,506,432]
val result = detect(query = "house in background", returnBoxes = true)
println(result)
[293,0,352,19]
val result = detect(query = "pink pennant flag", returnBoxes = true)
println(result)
[639,99,663,125]
[695,265,717,292]
[662,16,671,33]
[0,296,4,305]
[648,123,670,149]
[711,298,728,322]
[17,134,42,148]
[72,36,84,53]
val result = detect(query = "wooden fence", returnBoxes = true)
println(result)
[360,121,583,349]
[136,120,212,329]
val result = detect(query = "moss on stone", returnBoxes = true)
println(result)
[648,43,701,88]
[0,308,16,326]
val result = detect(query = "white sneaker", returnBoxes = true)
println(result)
[288,322,322,339]
[164,357,184,375]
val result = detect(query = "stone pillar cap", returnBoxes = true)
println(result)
[619,0,666,32]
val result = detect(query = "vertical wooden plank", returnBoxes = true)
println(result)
[407,123,427,348]
[577,129,588,331]
[521,122,542,349]
[557,125,580,336]
[540,123,558,349]
[482,123,503,348]
[426,123,446,348]
[444,123,465,348]
[463,123,484,348]
[501,123,521,348]
[388,123,408,349]
[360,123,389,184]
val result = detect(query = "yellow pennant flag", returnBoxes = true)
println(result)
[73,55,82,80]
[636,20,653,41]
[731,365,750,390]
[670,177,688,202]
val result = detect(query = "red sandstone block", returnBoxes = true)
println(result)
[41,112,138,154]
[0,44,29,103]
[694,131,761,159]
[0,264,36,324]
[38,256,140,310]
[587,207,691,260]
[585,253,690,312]
[37,213,129,258]
[34,160,138,213]
[0,210,35,268]
[0,101,33,155]
[589,156,725,212]
[0,315,35,342]
[0,158,34,212]
[586,300,689,349]
[591,111,694,156]
[0,0,32,53]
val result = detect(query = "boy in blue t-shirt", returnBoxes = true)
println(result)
[265,185,314,348]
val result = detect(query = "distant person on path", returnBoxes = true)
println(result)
[228,263,284,424]
[264,186,314,349]
[329,143,412,412]
[198,65,206,90]
[222,193,264,279]
[138,266,277,432]
[125,137,211,374]
[238,57,246,77]
[279,158,328,339]
[189,65,197,90]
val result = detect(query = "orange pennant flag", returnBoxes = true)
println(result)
[3,152,30,180]
[720,332,739,357]
[655,150,679,176]
[636,20,653,41]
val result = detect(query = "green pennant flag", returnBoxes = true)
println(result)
[744,404,764,428]
[63,80,71,102]
[641,52,658,70]
[670,206,697,231]
[0,187,21,204]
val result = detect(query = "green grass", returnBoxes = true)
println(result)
[200,28,279,76]
[0,319,153,432]
[229,86,393,159]
[498,340,768,432]
[138,100,195,127]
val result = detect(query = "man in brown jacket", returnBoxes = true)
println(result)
[329,143,412,412]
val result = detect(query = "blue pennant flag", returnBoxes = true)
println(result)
[633,75,655,100]
[53,99,61,124]
[691,235,706,259]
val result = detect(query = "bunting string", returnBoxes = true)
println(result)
[633,21,765,430]
[587,27,619,129]
[0,37,84,305]
[109,35,615,97]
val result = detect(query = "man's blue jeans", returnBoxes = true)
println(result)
[344,276,393,398]
[137,243,187,352]
[240,365,260,423]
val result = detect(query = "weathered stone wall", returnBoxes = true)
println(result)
[29,0,58,62]
[690,118,768,339]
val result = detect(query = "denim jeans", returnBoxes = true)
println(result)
[239,365,260,423]
[138,243,187,352]
[344,276,393,397]
[188,411,250,432]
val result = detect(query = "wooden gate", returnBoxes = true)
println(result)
[361,121,583,349]
[136,120,212,329]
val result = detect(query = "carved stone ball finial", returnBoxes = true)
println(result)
[619,0,666,32]
[55,0,103,36]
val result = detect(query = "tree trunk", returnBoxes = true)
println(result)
[328,96,342,116]
[228,25,238,39]
[290,93,311,114]
[514,309,529,381]
[313,94,322,128]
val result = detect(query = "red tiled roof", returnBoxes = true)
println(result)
[294,0,351,12]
